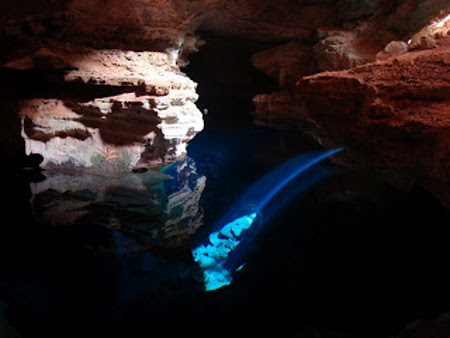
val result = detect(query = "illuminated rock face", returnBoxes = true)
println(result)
[249,4,450,209]
[15,45,203,172]
[299,38,450,209]
[2,0,449,201]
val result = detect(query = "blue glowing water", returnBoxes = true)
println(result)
[192,148,342,291]
[192,213,257,291]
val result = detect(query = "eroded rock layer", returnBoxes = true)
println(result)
[299,37,450,208]
[250,3,450,209]
[1,0,449,200]
[10,44,203,173]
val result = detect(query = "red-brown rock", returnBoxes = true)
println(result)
[251,42,315,88]
[299,38,450,208]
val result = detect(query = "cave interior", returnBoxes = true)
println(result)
[0,1,450,337]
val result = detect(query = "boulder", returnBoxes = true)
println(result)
[376,40,409,61]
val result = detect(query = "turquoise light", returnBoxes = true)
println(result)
[192,148,342,291]
[192,213,256,291]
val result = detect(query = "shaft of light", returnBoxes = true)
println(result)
[253,148,342,215]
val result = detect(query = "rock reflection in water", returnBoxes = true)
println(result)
[30,158,206,257]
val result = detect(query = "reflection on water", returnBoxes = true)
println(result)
[30,157,206,256]
[5,140,449,338]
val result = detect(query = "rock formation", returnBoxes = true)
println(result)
[250,3,450,209]
[299,37,450,208]
[6,43,204,173]
[0,1,450,336]
[1,1,449,204]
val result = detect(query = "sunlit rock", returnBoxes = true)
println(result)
[406,8,450,49]
[299,38,450,209]
[313,28,375,71]
[376,41,409,61]
[14,45,204,172]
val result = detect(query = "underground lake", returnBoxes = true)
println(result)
[1,2,450,338]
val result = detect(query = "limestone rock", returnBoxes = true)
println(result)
[65,0,222,53]
[15,44,204,173]
[299,37,450,209]
[3,47,68,70]
[253,90,301,129]
[313,28,375,71]
[417,35,438,49]
[376,40,409,61]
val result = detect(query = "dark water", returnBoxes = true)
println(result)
[1,41,450,337]
[1,96,450,338]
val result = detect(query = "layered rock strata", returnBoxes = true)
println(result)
[251,5,450,209]
[252,2,450,127]
[299,37,450,208]
[10,44,203,173]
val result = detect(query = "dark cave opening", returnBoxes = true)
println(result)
[185,33,278,128]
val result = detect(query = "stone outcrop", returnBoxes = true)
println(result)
[251,41,315,129]
[249,3,450,209]
[299,37,450,208]
[0,0,342,174]
[10,44,203,173]
[375,40,409,61]
[1,0,449,201]
[313,28,379,71]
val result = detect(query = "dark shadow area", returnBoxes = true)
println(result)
[0,67,143,101]
[69,100,161,146]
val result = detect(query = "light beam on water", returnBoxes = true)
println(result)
[192,148,342,291]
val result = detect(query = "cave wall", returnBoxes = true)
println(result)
[247,1,450,209]
[0,0,449,208]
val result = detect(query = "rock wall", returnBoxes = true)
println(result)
[1,0,449,203]
[299,37,450,208]
[250,2,450,209]
[5,43,203,173]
